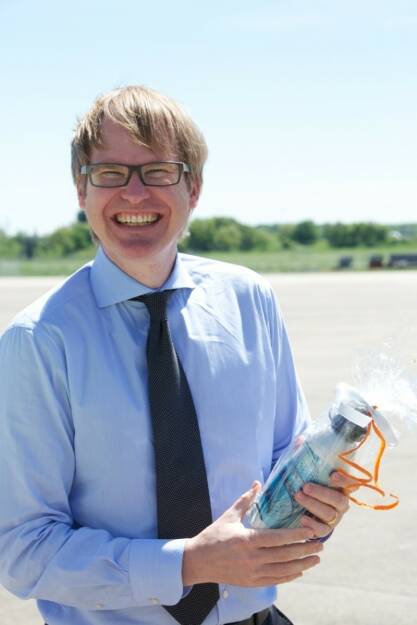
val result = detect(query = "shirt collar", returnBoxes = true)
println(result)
[90,246,196,308]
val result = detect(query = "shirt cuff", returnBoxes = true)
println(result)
[129,538,187,606]
[319,529,334,543]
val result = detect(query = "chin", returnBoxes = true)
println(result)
[108,240,176,266]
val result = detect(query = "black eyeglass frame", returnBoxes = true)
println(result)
[80,161,191,188]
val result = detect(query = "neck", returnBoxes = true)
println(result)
[104,249,177,288]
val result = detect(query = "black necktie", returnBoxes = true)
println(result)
[135,290,219,625]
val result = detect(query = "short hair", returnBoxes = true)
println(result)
[71,85,208,188]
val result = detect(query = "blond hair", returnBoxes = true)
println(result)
[71,85,208,187]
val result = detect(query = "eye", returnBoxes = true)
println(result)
[145,165,174,177]
[98,168,125,178]
[88,165,129,187]
[142,163,179,184]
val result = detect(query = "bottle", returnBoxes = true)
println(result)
[248,392,371,530]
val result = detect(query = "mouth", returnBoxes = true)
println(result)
[114,212,161,226]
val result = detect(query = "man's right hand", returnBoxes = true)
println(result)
[182,482,323,587]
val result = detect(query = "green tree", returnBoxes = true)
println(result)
[0,229,23,258]
[277,224,295,249]
[13,232,39,258]
[324,222,389,248]
[292,220,318,245]
[212,223,243,251]
[239,225,277,251]
[37,223,92,257]
[351,222,388,247]
[323,223,355,247]
[185,218,217,251]
[185,217,247,252]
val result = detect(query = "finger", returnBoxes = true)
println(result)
[251,526,314,548]
[258,572,303,586]
[294,491,341,525]
[330,471,361,492]
[259,540,323,564]
[300,483,349,513]
[294,435,306,448]
[228,481,262,520]
[264,554,321,578]
[300,514,335,538]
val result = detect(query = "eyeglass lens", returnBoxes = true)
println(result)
[89,162,183,187]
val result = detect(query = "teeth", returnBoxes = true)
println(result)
[116,213,159,225]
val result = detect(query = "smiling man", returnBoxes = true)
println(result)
[0,86,351,625]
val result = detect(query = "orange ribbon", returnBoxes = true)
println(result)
[336,414,399,511]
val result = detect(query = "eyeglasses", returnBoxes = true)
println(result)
[80,161,190,188]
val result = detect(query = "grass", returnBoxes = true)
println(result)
[0,248,95,276]
[1,243,417,276]
[200,242,417,272]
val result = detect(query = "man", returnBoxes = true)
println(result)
[0,86,351,625]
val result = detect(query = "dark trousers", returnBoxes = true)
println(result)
[230,605,294,625]
[44,606,294,625]
[262,605,294,625]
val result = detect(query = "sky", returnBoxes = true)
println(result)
[0,0,416,235]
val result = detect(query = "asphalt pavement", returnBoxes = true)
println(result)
[1,271,416,625]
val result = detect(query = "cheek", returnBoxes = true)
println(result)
[174,189,195,215]
[84,189,117,216]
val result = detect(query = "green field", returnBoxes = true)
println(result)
[1,242,417,276]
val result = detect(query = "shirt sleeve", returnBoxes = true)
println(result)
[0,323,185,610]
[263,285,311,468]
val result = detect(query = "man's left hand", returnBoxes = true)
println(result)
[294,471,358,538]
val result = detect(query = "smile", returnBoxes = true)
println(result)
[115,213,160,226]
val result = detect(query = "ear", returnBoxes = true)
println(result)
[76,175,87,210]
[188,179,201,211]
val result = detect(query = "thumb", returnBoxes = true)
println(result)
[228,481,261,521]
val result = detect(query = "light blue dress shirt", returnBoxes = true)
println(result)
[0,248,309,625]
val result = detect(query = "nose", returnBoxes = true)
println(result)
[120,171,150,204]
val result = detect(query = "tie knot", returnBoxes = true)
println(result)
[133,290,174,320]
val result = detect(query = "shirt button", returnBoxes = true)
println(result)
[222,590,229,599]
[149,597,160,605]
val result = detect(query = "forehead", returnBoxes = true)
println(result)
[91,117,176,163]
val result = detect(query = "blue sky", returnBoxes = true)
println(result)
[0,0,416,235]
